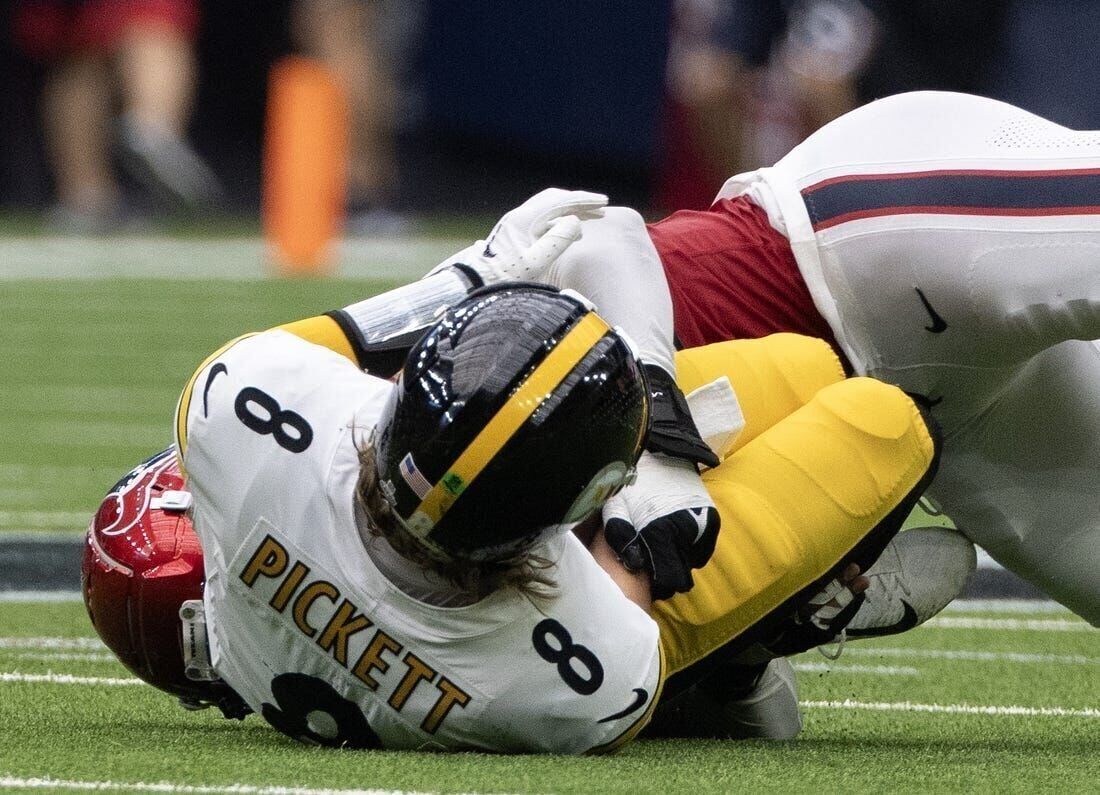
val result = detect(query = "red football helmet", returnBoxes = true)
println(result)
[82,447,248,718]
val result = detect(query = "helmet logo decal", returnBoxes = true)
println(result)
[407,311,612,534]
[441,472,465,496]
[99,448,179,537]
[398,453,432,499]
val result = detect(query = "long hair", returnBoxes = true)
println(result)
[354,440,558,600]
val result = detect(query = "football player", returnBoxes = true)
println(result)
[502,91,1100,628]
[84,220,938,751]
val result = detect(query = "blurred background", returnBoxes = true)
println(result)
[3,0,1076,591]
[3,0,1100,237]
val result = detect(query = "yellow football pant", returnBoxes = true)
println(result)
[654,334,936,675]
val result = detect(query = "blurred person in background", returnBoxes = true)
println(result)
[291,0,421,235]
[660,0,874,211]
[13,0,221,232]
[659,0,1013,213]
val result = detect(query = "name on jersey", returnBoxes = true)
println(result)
[240,535,471,734]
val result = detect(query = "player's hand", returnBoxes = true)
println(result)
[431,188,608,284]
[602,451,720,600]
[801,563,869,630]
[761,564,868,658]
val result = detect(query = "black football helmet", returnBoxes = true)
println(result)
[375,283,650,562]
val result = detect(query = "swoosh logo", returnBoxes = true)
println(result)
[846,600,919,638]
[202,363,229,417]
[598,688,648,723]
[915,288,948,333]
[690,508,709,544]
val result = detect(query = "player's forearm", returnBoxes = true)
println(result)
[277,267,477,375]
[545,207,677,375]
[588,527,654,613]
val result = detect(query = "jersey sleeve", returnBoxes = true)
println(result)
[544,206,677,375]
[276,315,360,363]
[283,268,475,377]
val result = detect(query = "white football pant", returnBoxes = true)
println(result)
[721,91,1100,625]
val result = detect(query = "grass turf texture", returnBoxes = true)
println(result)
[1,600,1096,794]
[2,273,1097,792]
[0,278,399,534]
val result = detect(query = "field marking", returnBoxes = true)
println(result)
[1,651,115,663]
[0,591,84,602]
[0,235,465,282]
[803,698,1100,719]
[0,638,104,650]
[0,776,430,795]
[844,647,1100,666]
[944,599,1071,614]
[793,662,919,676]
[0,672,142,686]
[923,616,1093,632]
[4,636,1093,669]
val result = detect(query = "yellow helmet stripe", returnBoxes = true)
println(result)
[407,312,611,534]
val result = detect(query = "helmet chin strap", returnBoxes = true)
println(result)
[179,600,219,683]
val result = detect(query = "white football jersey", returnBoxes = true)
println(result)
[176,330,663,753]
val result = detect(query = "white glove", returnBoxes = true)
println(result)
[430,188,608,284]
[602,451,720,600]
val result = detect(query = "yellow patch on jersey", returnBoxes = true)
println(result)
[277,315,357,363]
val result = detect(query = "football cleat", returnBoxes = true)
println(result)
[646,658,802,740]
[845,525,976,637]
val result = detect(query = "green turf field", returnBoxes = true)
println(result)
[1,262,1097,793]
[0,278,399,535]
[1,599,1096,793]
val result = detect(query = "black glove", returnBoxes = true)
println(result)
[602,452,720,600]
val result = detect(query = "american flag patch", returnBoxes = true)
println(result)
[399,453,433,499]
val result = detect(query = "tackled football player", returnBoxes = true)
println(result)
[84,209,938,752]
[497,92,1100,631]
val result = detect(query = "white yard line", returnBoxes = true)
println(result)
[843,647,1100,665]
[0,591,84,602]
[803,699,1100,719]
[793,662,919,676]
[0,638,103,650]
[0,236,465,282]
[0,672,142,686]
[4,636,1092,669]
[0,776,432,795]
[943,599,1071,614]
[923,616,1092,632]
[1,651,115,663]
[7,674,1100,722]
